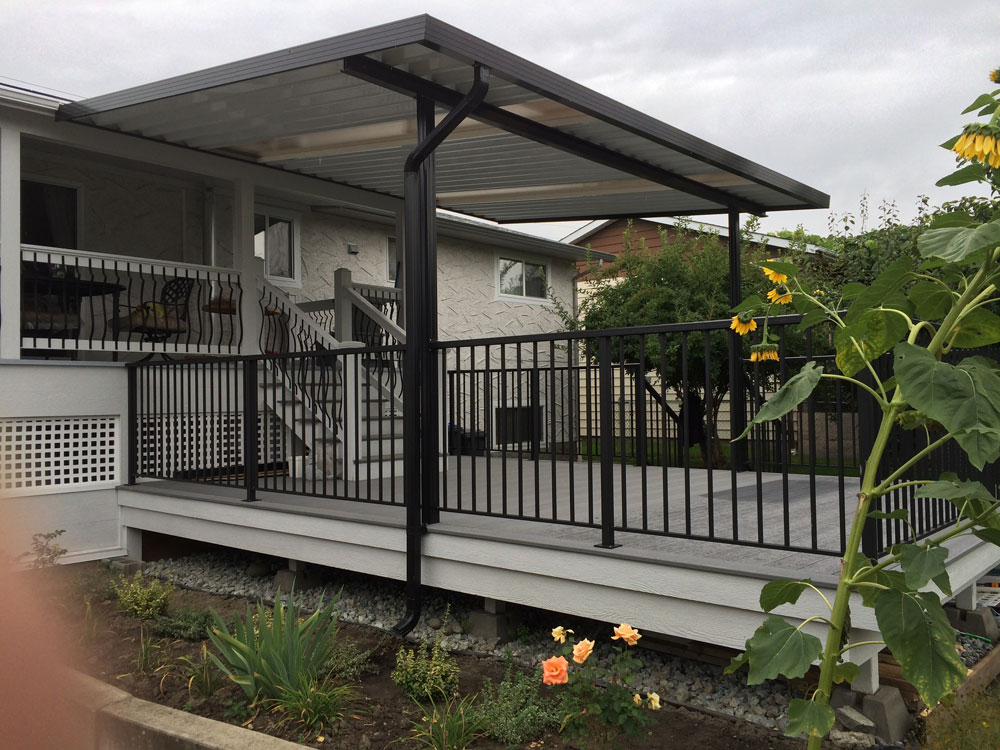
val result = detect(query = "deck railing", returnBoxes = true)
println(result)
[129,347,404,504]
[436,315,861,556]
[125,313,987,559]
[20,245,242,356]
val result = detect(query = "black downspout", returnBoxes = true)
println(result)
[392,64,491,638]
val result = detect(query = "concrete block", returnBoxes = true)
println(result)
[835,705,876,734]
[830,685,860,711]
[97,694,303,749]
[944,605,963,629]
[273,567,322,594]
[467,610,509,639]
[861,686,913,744]
[829,730,877,748]
[963,608,1000,640]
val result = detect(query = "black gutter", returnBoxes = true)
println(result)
[392,63,491,638]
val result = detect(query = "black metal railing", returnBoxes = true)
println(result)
[437,315,860,556]
[20,246,241,356]
[129,346,405,505]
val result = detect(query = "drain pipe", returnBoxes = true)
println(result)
[392,63,491,638]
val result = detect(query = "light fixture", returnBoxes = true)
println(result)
[347,242,360,255]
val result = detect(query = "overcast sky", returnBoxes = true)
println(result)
[1,1,996,240]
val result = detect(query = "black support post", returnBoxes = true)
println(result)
[727,208,748,471]
[596,337,620,549]
[126,364,138,485]
[242,359,259,503]
[393,63,492,638]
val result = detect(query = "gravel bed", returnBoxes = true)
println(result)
[139,550,982,748]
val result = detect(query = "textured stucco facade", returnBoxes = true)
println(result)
[298,211,576,341]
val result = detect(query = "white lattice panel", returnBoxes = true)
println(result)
[1,417,119,494]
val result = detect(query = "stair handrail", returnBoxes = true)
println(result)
[257,277,358,354]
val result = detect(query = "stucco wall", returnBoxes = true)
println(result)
[298,211,576,340]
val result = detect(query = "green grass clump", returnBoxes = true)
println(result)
[113,572,174,619]
[207,589,341,702]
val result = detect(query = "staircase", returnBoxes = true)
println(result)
[257,277,405,483]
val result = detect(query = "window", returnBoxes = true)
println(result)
[386,235,398,283]
[498,257,547,300]
[21,179,78,249]
[253,210,297,283]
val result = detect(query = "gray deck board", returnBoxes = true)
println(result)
[187,454,860,580]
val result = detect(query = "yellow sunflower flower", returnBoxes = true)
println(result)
[952,124,1000,168]
[730,312,757,336]
[762,262,787,284]
[990,68,1000,84]
[750,344,779,363]
[766,285,792,305]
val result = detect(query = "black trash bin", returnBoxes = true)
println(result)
[460,429,487,456]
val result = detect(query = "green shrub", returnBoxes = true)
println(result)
[207,589,341,702]
[407,693,486,750]
[474,654,561,745]
[177,642,222,698]
[323,634,385,681]
[19,529,67,568]
[152,607,214,640]
[265,678,358,735]
[392,624,460,702]
[113,572,173,619]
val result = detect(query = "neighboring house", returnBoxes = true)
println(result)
[565,216,826,279]
[0,16,990,703]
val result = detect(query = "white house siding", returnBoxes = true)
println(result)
[0,362,128,563]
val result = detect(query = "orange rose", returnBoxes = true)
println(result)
[541,655,569,685]
[572,638,595,664]
[611,623,641,646]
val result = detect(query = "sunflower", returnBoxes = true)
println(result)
[762,262,787,284]
[767,284,792,305]
[750,344,780,363]
[730,311,757,336]
[991,68,1000,84]
[952,124,1000,169]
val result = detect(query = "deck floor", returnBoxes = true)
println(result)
[189,455,859,580]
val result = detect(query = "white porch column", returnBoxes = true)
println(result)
[232,179,262,354]
[0,127,21,360]
[334,267,353,342]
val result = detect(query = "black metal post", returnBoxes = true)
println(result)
[126,364,138,485]
[727,208,748,471]
[392,67,491,638]
[242,359,259,503]
[596,337,620,549]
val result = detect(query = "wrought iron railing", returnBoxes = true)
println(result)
[20,245,241,356]
[129,347,404,503]
[436,315,861,556]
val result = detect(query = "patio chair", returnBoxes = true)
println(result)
[112,277,194,345]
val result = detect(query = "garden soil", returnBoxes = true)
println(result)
[30,563,828,750]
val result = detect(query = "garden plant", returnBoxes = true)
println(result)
[541,622,660,750]
[726,69,1000,748]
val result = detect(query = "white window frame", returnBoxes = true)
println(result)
[386,235,398,283]
[21,174,84,250]
[254,206,301,288]
[495,254,551,304]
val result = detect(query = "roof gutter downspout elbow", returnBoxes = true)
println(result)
[404,63,491,174]
[392,63,491,639]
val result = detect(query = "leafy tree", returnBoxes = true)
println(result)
[570,221,771,465]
